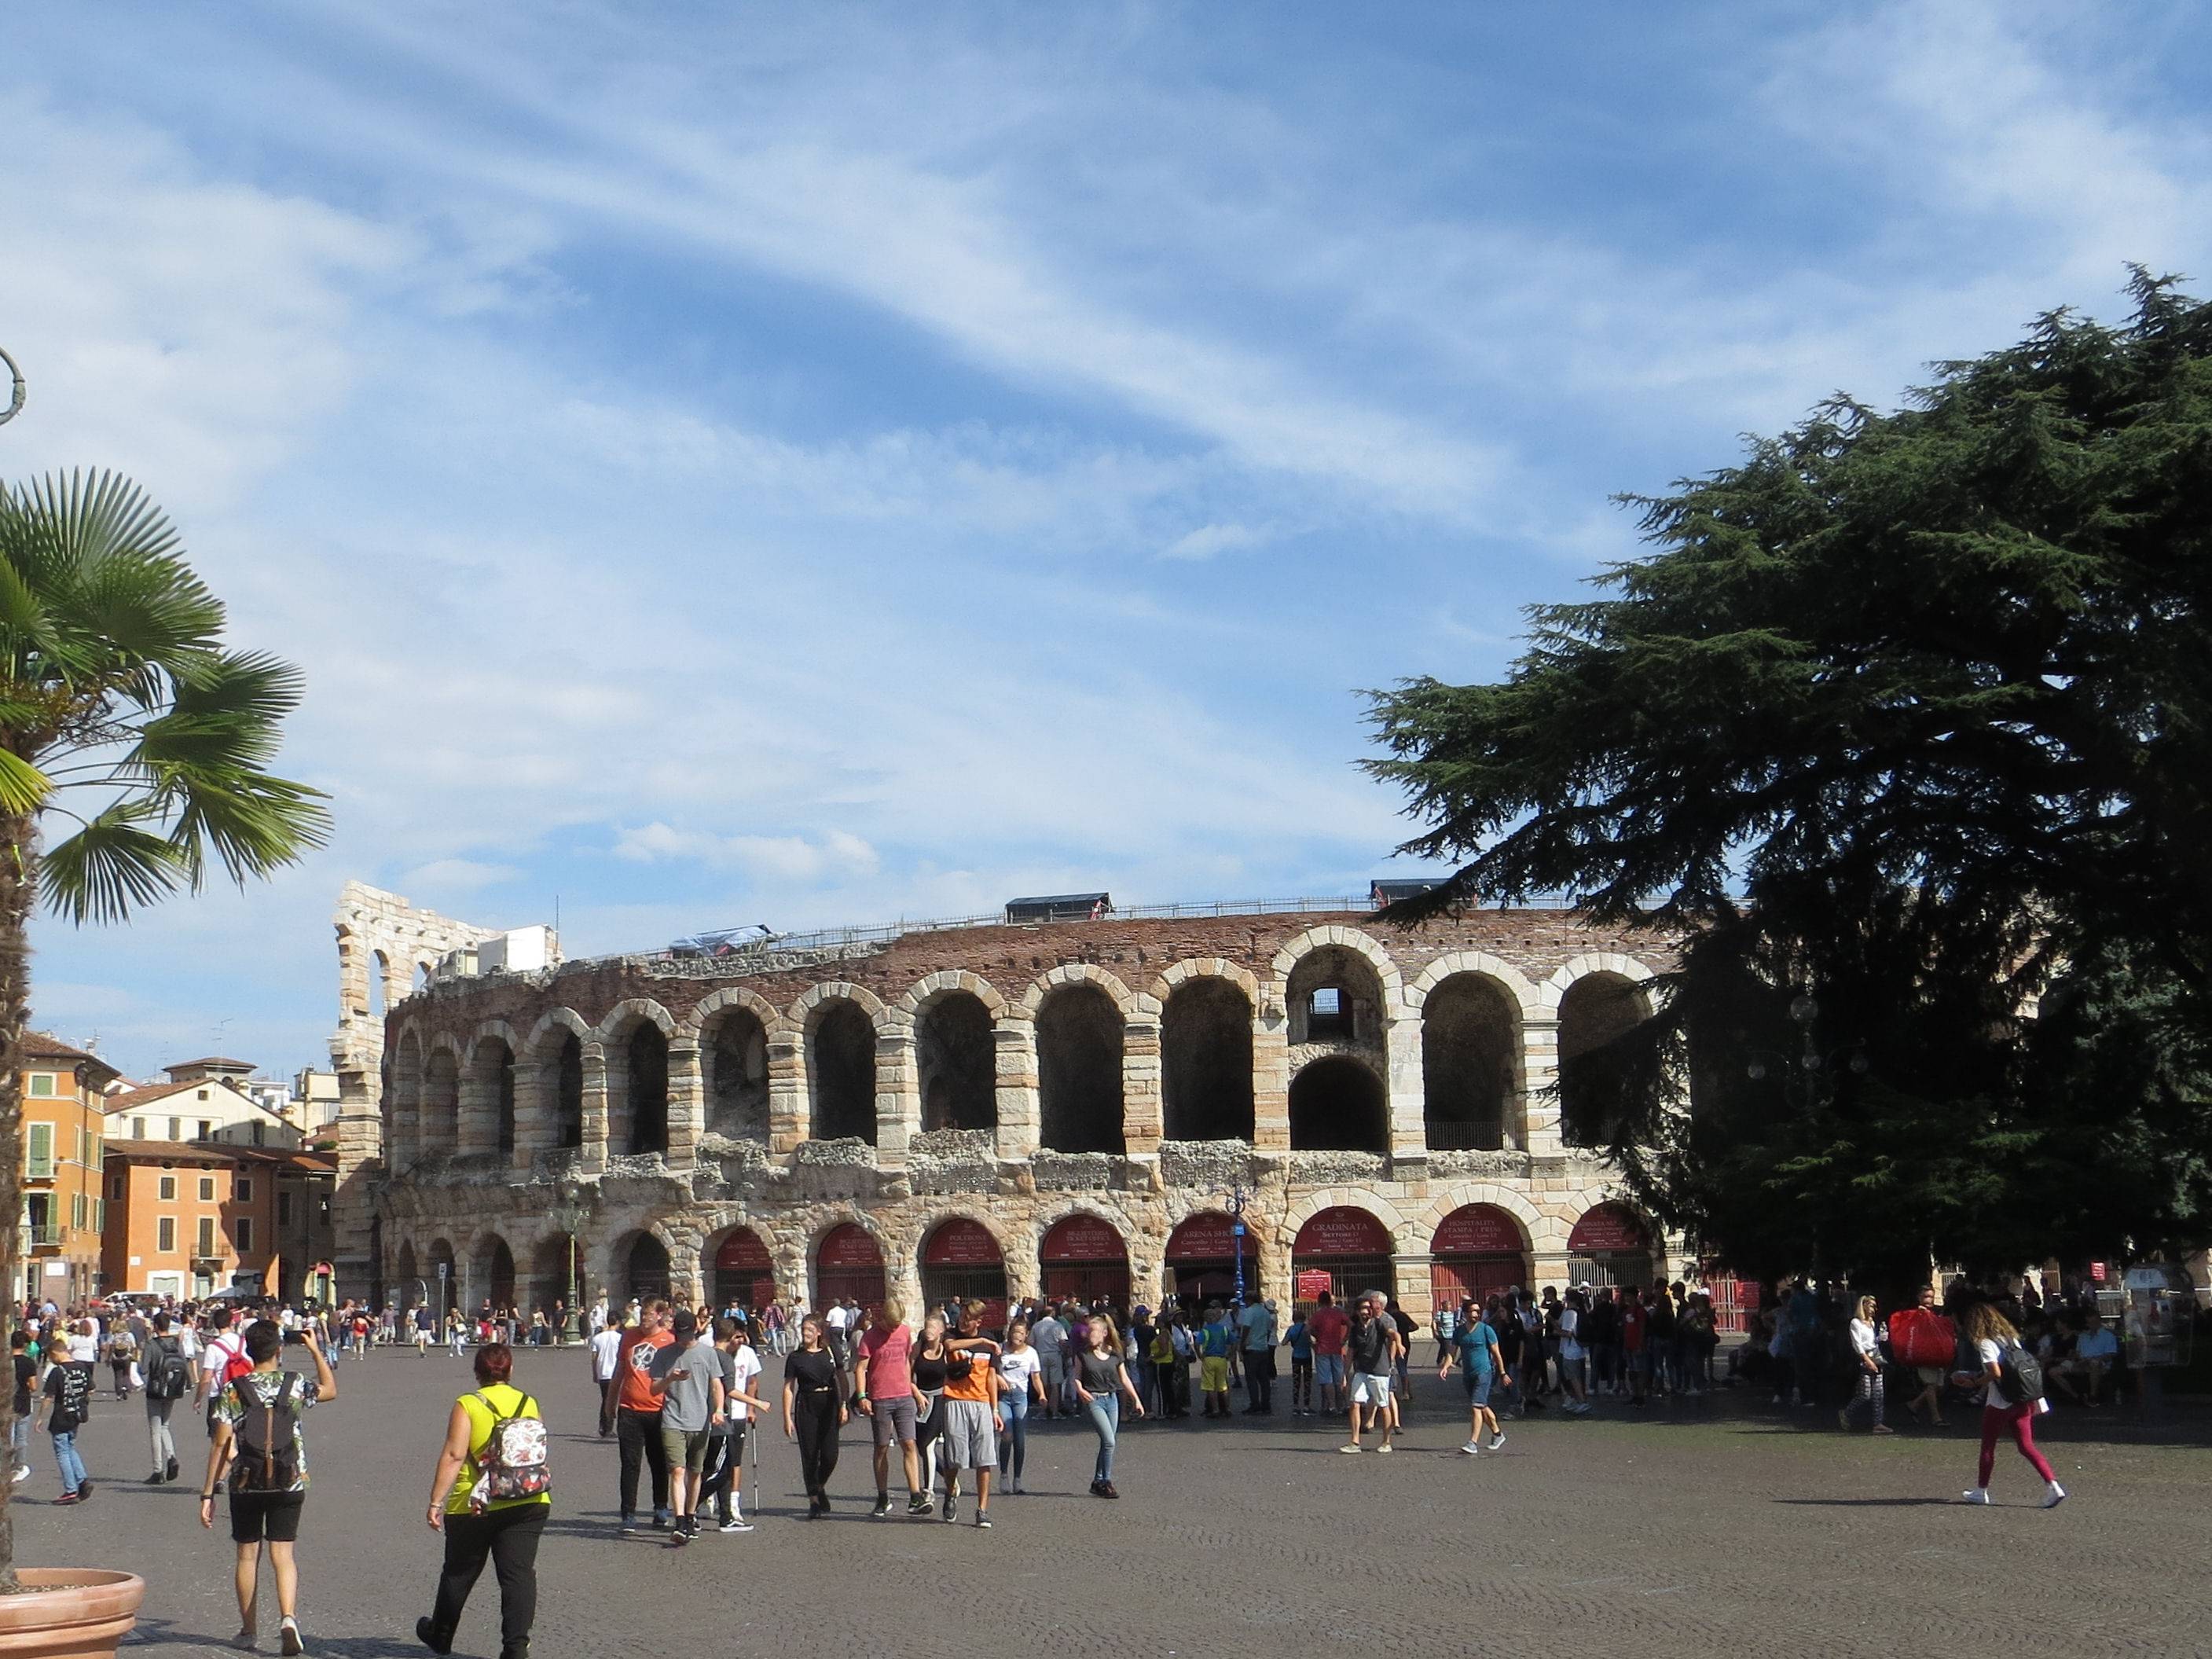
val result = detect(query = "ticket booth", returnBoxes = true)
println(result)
[1165,1212,1253,1306]
[710,1225,776,1310]
[1290,1207,1396,1312]
[1565,1202,1658,1290]
[1040,1214,1132,1309]
[813,1222,887,1313]
[1429,1204,1529,1316]
[921,1218,1009,1333]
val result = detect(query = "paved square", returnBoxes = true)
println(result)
[13,1352,2207,1657]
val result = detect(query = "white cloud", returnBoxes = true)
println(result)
[614,825,882,883]
[1163,522,1270,562]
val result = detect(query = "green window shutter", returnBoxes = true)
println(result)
[26,1124,52,1180]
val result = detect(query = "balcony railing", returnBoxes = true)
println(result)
[22,1220,62,1249]
[1424,1119,1506,1152]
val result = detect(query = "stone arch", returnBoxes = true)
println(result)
[907,981,999,1134]
[1157,966,1256,1142]
[1278,938,1392,1049]
[523,1008,589,1152]
[607,1223,679,1305]
[1406,951,1543,1018]
[1418,970,1524,1151]
[792,983,884,1143]
[1280,1188,1414,1252]
[469,1229,518,1308]
[598,1000,676,1157]
[1016,962,1140,1022]
[701,1220,779,1308]
[912,1206,1011,1323]
[467,1021,522,1158]
[1287,1054,1388,1151]
[387,1026,424,1170]
[1411,1184,1553,1251]
[690,989,778,1143]
[894,969,1010,1026]
[1541,952,1660,1010]
[1553,961,1656,1149]
[1033,978,1126,1154]
[1267,925,1408,1022]
[420,1036,463,1159]
[809,1213,892,1312]
[526,1229,586,1316]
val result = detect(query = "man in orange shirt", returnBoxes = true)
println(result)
[606,1299,674,1536]
[940,1301,1004,1529]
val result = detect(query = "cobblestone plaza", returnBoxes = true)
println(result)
[17,1352,2207,1658]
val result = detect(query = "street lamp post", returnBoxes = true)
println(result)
[0,345,22,428]
[1216,1183,1255,1304]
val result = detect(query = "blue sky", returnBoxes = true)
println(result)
[2,2,2206,1083]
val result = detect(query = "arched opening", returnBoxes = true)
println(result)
[1161,978,1254,1142]
[915,991,996,1133]
[623,1023,669,1156]
[475,1234,516,1310]
[529,1232,585,1317]
[368,949,389,1018]
[706,1225,776,1310]
[622,1231,673,1304]
[1429,1205,1531,1317]
[395,1241,420,1302]
[1287,1057,1388,1152]
[1291,1207,1396,1312]
[1422,975,1518,1151]
[389,1030,424,1169]
[813,1223,886,1312]
[1286,945,1385,1048]
[472,1038,517,1157]
[808,1000,877,1143]
[1566,1202,1659,1290]
[1557,973,1649,1147]
[919,1219,1007,1333]
[413,962,431,993]
[702,1006,770,1141]
[421,1048,460,1158]
[1165,1212,1258,1305]
[1036,983,1125,1153]
[1040,1213,1131,1308]
[553,1031,583,1148]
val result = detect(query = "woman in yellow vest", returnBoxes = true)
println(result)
[417,1343,548,1659]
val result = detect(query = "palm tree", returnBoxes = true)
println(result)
[0,470,328,1585]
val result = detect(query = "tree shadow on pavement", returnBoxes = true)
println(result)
[1770,1496,1958,1507]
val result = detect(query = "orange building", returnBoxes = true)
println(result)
[102,1140,336,1301]
[18,1033,119,1306]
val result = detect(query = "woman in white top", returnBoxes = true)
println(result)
[1839,1295,1892,1434]
[1557,1292,1591,1416]
[1952,1301,2064,1507]
[993,1319,1047,1494]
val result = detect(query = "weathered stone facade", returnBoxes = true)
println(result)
[353,905,1682,1317]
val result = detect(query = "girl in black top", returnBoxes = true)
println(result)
[908,1313,951,1514]
[1071,1314,1144,1499]
[780,1315,847,1518]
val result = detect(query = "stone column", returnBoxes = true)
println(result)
[1522,1015,1563,1155]
[1385,1017,1425,1158]
[1122,1018,1162,1154]
[1252,1002,1292,1152]
[666,1038,702,1169]
[512,1062,551,1171]
[875,1030,912,1171]
[456,1066,493,1158]
[1392,1250,1436,1318]
[994,1021,1039,1160]
[766,1030,805,1154]
[600,1044,631,1158]
[579,1043,610,1172]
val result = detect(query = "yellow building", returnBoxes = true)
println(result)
[19,1033,119,1306]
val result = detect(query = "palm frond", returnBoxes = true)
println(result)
[0,748,52,815]
[42,800,187,924]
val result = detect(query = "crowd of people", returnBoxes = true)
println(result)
[9,1267,2156,1656]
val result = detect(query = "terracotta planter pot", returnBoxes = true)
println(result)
[0,1569,145,1659]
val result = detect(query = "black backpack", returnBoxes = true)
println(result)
[145,1336,191,1401]
[229,1374,305,1492]
[1997,1341,2044,1406]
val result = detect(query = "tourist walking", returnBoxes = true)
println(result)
[43,1341,95,1503]
[607,1299,673,1536]
[939,1301,1003,1527]
[648,1310,723,1545]
[1284,1308,1313,1415]
[1308,1291,1348,1417]
[143,1311,189,1484]
[994,1318,1047,1494]
[1438,1297,1509,1454]
[697,1317,765,1532]
[1197,1303,1235,1419]
[1341,1291,1401,1453]
[1840,1295,1891,1434]
[781,1313,848,1517]
[1955,1302,2066,1508]
[909,1312,952,1510]
[416,1342,548,1659]
[588,1315,623,1437]
[10,1330,35,1483]
[1073,1313,1145,1498]
[854,1300,921,1518]
[200,1320,340,1656]
[199,1306,248,1437]
[1557,1290,1592,1415]
[1238,1297,1278,1415]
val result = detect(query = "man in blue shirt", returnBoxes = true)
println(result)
[1237,1298,1278,1415]
[1438,1298,1510,1455]
[1198,1305,1235,1419]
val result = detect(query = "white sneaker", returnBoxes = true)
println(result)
[9,1466,27,1485]
[1486,1431,1506,1451]
[2041,1484,2067,1509]
[1459,1441,1481,1455]
[1962,1488,1991,1505]
[719,1517,754,1532]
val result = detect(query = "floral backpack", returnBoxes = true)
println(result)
[470,1392,550,1510]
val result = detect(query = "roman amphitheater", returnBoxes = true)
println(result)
[329,883,1686,1323]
